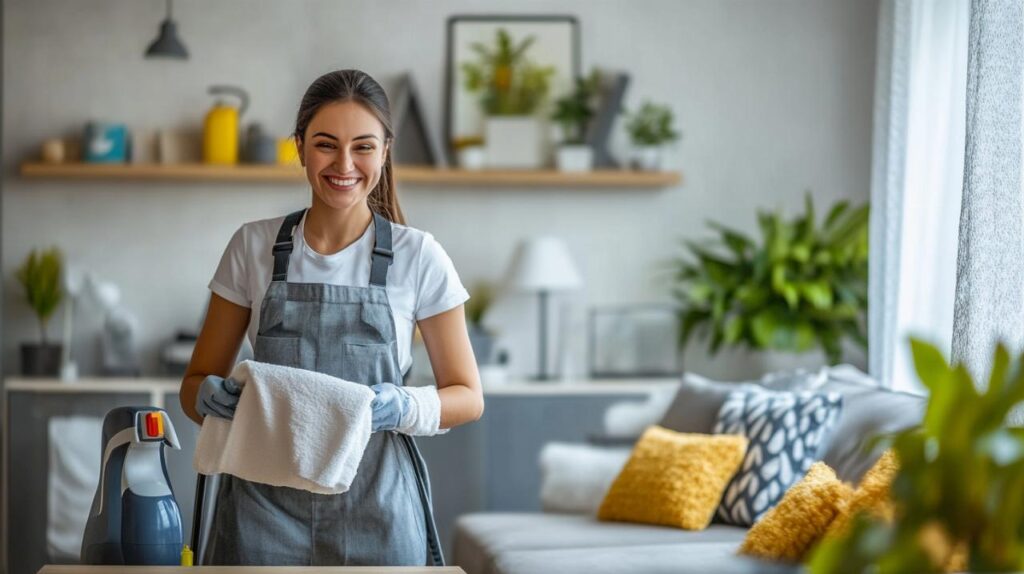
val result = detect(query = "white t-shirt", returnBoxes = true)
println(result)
[208,212,470,375]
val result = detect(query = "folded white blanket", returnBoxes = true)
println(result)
[193,360,375,495]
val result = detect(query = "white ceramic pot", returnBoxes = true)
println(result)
[457,145,486,171]
[484,116,544,169]
[631,145,664,171]
[555,145,594,173]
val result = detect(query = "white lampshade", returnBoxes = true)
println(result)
[506,237,583,292]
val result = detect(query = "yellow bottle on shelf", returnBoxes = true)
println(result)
[180,544,194,566]
[278,137,300,165]
[203,86,249,165]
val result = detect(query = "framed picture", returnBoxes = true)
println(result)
[444,15,580,165]
[588,304,682,379]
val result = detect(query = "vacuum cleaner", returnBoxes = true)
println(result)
[80,406,184,565]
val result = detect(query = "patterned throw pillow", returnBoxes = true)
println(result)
[712,389,843,526]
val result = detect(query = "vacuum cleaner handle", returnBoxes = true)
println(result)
[191,473,207,562]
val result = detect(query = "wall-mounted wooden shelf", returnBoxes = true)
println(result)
[19,162,682,188]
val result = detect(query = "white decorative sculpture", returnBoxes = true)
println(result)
[85,274,141,376]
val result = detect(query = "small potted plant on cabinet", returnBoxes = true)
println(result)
[17,247,64,377]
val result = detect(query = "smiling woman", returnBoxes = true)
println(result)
[180,69,483,568]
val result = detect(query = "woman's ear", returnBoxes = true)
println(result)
[295,136,305,167]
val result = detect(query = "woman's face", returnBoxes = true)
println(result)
[299,100,389,213]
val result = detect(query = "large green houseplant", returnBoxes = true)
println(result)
[673,195,869,364]
[808,339,1024,572]
[16,247,64,376]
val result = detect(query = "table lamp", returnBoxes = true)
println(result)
[507,237,583,380]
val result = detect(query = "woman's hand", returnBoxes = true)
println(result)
[370,382,410,432]
[196,375,243,420]
[181,293,251,425]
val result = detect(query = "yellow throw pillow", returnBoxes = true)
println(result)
[824,449,899,539]
[821,450,969,571]
[597,425,747,530]
[739,462,854,562]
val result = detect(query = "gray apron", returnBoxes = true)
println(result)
[204,208,444,566]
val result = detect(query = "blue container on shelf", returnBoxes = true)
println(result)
[84,122,128,163]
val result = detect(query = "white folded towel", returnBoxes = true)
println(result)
[193,360,375,495]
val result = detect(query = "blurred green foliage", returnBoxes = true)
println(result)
[808,339,1024,573]
[673,194,869,364]
[461,28,555,116]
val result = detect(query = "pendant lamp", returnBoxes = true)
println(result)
[145,0,189,60]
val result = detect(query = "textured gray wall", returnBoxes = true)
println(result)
[2,0,877,380]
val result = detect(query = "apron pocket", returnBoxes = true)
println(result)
[254,335,300,366]
[339,342,401,385]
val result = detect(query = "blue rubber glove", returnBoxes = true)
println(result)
[370,382,411,432]
[196,375,242,420]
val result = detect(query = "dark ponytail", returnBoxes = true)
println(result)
[294,69,405,224]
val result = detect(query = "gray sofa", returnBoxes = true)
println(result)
[452,368,927,574]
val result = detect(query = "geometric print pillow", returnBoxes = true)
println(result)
[712,389,843,526]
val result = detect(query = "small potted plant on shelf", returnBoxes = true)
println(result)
[465,282,497,365]
[16,247,64,377]
[461,28,555,169]
[625,101,680,171]
[551,71,601,172]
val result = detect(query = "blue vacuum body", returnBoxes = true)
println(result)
[80,406,183,565]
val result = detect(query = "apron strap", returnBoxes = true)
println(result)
[271,208,308,282]
[272,209,393,286]
[369,211,394,287]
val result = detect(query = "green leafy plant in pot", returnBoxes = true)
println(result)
[16,247,64,376]
[461,28,555,169]
[673,195,869,365]
[551,71,601,172]
[625,100,679,171]
[465,282,496,365]
[808,339,1024,572]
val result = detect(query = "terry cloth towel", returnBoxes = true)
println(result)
[193,360,376,495]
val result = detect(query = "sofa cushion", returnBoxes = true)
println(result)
[453,512,749,574]
[818,381,925,482]
[597,427,747,530]
[658,373,756,434]
[491,542,796,574]
[713,389,844,525]
[657,368,925,485]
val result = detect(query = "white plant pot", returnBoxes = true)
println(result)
[485,116,544,169]
[632,145,664,171]
[555,145,594,173]
[457,145,486,171]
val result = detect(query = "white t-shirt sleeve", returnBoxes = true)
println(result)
[208,225,252,308]
[414,233,470,320]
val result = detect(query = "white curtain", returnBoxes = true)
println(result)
[869,0,969,393]
[952,0,1024,425]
